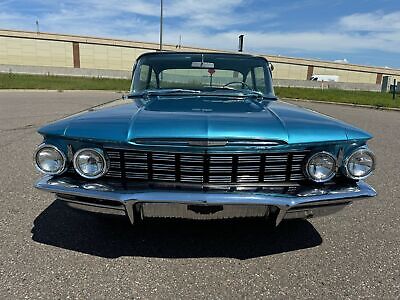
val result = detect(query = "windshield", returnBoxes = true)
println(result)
[130,53,275,98]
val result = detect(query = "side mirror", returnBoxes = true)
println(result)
[269,63,274,72]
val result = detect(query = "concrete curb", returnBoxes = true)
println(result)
[283,97,400,112]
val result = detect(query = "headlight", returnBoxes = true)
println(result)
[305,152,337,183]
[73,148,108,179]
[34,144,67,175]
[344,148,375,180]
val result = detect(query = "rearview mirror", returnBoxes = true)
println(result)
[191,62,215,68]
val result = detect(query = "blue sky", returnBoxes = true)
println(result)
[1,0,400,68]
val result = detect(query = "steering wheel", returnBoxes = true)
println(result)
[222,81,251,89]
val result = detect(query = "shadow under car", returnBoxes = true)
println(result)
[31,200,323,259]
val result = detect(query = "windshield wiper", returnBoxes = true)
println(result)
[241,90,277,100]
[206,88,277,100]
[130,89,201,98]
[129,88,277,101]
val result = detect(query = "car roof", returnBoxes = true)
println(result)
[137,51,268,61]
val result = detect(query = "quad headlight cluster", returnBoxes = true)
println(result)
[34,144,375,183]
[305,148,375,183]
[34,145,109,179]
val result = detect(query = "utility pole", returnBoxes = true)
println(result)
[159,0,163,51]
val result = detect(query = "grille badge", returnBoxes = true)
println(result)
[188,140,228,147]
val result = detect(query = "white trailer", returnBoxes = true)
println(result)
[310,75,339,82]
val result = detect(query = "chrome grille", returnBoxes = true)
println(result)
[103,148,309,186]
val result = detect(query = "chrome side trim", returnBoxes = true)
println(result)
[35,176,376,225]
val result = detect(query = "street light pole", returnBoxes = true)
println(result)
[159,0,163,51]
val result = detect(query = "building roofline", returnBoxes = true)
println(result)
[266,54,387,70]
[0,28,399,76]
[0,28,222,52]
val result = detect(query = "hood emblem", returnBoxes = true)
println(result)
[188,140,228,147]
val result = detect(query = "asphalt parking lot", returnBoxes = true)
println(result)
[0,91,398,299]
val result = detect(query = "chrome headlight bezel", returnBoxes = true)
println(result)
[73,148,109,179]
[344,148,376,180]
[34,144,67,175]
[305,151,337,183]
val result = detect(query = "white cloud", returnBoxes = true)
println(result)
[54,0,257,29]
[334,58,349,64]
[154,28,400,56]
[0,0,266,37]
[339,11,400,32]
[162,10,400,56]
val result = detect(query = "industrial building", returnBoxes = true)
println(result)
[1,29,399,91]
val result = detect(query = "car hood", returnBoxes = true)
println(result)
[38,98,372,145]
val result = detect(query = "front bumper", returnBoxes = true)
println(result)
[35,176,376,225]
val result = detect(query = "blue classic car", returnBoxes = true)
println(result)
[34,52,376,226]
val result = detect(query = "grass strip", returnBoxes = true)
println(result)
[1,73,399,108]
[0,73,130,91]
[274,87,399,108]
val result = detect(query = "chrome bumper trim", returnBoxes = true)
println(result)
[35,176,376,225]
[284,203,351,220]
[141,203,270,220]
[57,195,126,216]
